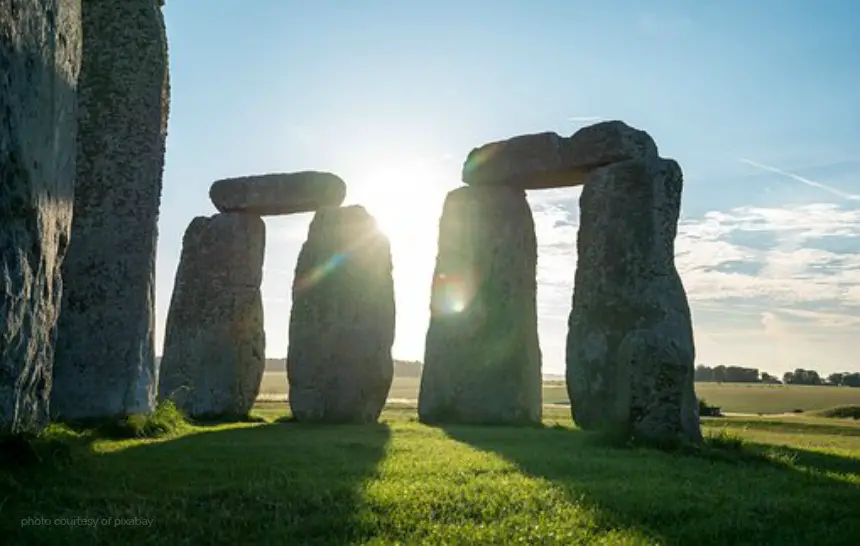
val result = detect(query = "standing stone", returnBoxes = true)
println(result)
[419,186,542,425]
[158,213,266,419]
[287,205,395,423]
[1,0,82,434]
[566,157,701,445]
[52,0,170,421]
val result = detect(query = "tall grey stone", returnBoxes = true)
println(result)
[419,186,542,425]
[566,157,701,445]
[287,205,395,423]
[1,0,82,434]
[52,0,170,421]
[158,213,266,419]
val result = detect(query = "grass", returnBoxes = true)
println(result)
[258,373,424,402]
[2,403,859,545]
[693,384,860,414]
[809,405,860,420]
[0,402,189,470]
[92,401,190,439]
[260,372,860,415]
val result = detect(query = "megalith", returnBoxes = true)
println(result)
[418,186,542,425]
[1,0,82,434]
[456,120,699,441]
[210,171,346,216]
[462,121,657,190]
[157,213,266,419]
[52,0,170,422]
[287,205,395,423]
[566,155,701,445]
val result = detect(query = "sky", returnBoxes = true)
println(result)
[156,1,860,377]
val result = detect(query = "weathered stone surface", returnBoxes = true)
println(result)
[566,157,701,445]
[1,0,82,434]
[419,186,542,425]
[210,172,346,216]
[462,120,658,189]
[158,213,266,418]
[52,0,169,422]
[566,120,659,169]
[287,205,395,423]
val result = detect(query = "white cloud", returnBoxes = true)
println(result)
[531,191,579,296]
[775,307,860,329]
[676,203,860,306]
[528,192,860,374]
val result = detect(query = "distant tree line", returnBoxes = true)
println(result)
[695,365,760,383]
[813,371,860,388]
[695,365,860,387]
[260,357,860,387]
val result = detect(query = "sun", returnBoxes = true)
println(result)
[347,157,459,357]
[351,159,452,258]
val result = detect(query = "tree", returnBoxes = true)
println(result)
[783,369,823,386]
[828,373,845,386]
[695,365,714,382]
[805,369,823,385]
[761,372,781,384]
[696,365,762,383]
[842,373,860,388]
[724,366,759,383]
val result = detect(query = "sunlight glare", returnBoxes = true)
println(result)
[349,156,458,358]
[354,159,449,253]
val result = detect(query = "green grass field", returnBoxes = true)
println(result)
[260,372,860,415]
[4,403,859,545]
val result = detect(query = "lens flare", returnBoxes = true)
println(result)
[431,272,475,316]
[294,218,385,293]
[294,251,348,292]
[462,142,500,180]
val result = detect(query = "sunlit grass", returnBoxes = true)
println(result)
[3,403,859,544]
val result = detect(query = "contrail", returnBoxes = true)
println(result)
[739,157,860,202]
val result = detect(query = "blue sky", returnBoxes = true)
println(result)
[157,1,860,376]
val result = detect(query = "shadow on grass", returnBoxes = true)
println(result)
[2,421,391,545]
[442,423,860,545]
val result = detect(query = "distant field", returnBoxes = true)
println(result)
[259,373,424,401]
[694,383,860,414]
[260,372,860,414]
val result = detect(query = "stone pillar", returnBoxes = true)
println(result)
[157,213,266,418]
[287,205,395,423]
[1,0,82,434]
[418,186,542,425]
[566,157,701,445]
[52,0,170,421]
